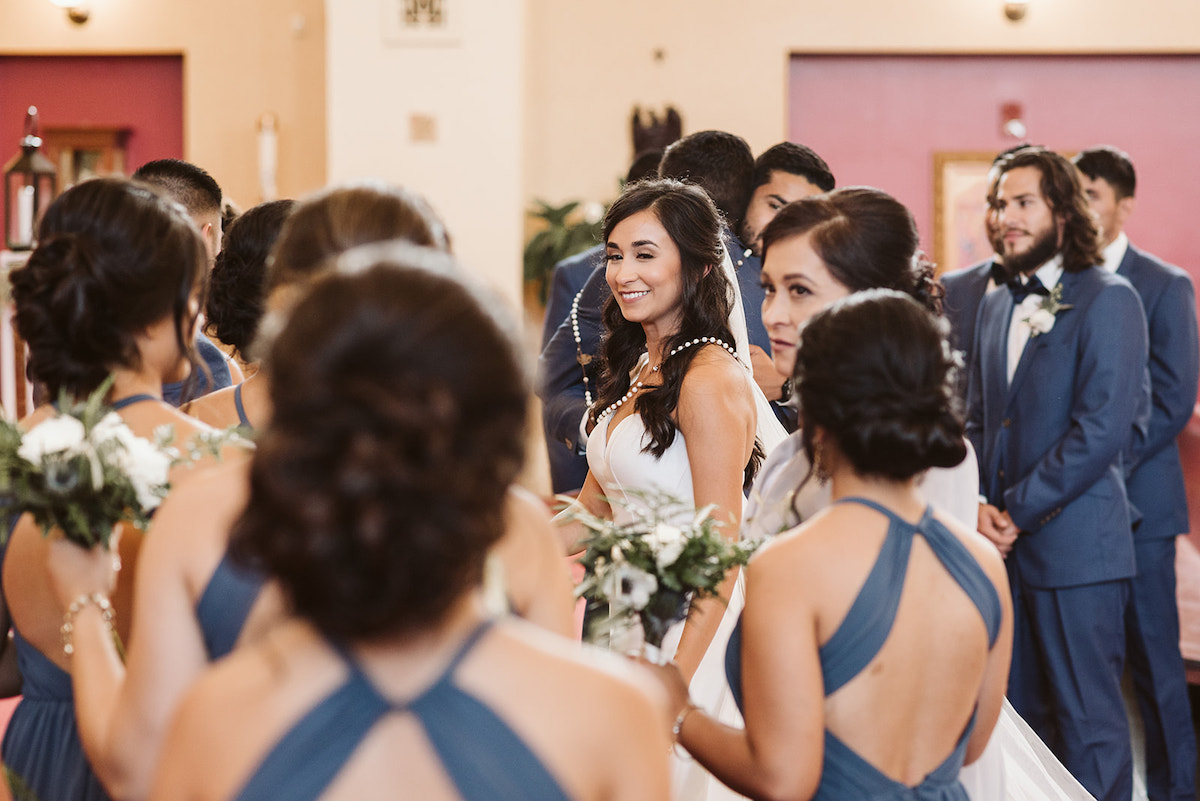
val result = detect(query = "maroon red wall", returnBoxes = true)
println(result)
[0,54,183,185]
[789,55,1200,280]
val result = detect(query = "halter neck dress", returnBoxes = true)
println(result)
[725,497,1003,801]
[228,621,572,801]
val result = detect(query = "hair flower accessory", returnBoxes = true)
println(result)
[1022,284,1073,337]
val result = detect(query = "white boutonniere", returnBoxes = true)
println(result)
[1022,285,1073,337]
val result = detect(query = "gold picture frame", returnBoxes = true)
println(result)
[932,151,996,276]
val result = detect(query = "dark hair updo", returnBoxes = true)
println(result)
[230,247,527,641]
[11,177,206,399]
[205,199,295,361]
[760,186,942,315]
[795,289,966,480]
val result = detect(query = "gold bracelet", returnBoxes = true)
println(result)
[61,592,114,656]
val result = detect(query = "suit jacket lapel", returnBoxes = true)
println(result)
[1005,270,1079,410]
[1116,243,1139,280]
[978,290,1011,422]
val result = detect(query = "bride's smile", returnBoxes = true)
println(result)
[605,208,685,338]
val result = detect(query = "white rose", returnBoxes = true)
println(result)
[119,435,172,512]
[603,564,658,611]
[1027,307,1057,335]
[646,523,687,569]
[91,412,136,448]
[18,416,86,463]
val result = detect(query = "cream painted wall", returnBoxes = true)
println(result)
[0,0,327,208]
[524,0,1200,208]
[325,0,526,308]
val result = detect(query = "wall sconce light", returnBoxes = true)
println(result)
[1004,0,1029,21]
[48,0,91,25]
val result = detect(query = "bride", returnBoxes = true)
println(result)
[559,177,784,682]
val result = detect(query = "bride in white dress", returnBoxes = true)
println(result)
[679,187,1094,801]
[559,177,783,681]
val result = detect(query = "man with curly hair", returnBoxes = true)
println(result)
[966,146,1150,801]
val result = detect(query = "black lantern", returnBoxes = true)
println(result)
[4,106,58,251]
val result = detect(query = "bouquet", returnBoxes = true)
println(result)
[0,378,228,549]
[566,489,758,663]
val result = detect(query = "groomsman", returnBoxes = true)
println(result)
[966,146,1149,801]
[1073,145,1199,801]
[132,158,238,406]
[942,145,1030,398]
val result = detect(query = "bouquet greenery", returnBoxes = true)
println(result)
[0,378,238,549]
[566,490,758,662]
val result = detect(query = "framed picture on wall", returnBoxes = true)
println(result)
[932,151,996,276]
[381,0,464,46]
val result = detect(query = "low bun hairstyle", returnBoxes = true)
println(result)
[11,178,206,398]
[795,290,966,480]
[230,248,526,641]
[760,186,943,315]
[206,199,295,360]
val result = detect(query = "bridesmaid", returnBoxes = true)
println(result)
[45,183,575,801]
[2,178,231,801]
[150,249,670,801]
[656,291,1013,800]
[185,199,296,430]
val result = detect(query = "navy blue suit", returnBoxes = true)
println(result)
[539,245,604,493]
[1116,243,1199,801]
[163,333,233,407]
[966,265,1149,801]
[941,259,1002,400]
[541,245,603,350]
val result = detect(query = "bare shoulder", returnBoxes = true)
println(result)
[933,510,1008,584]
[503,485,553,530]
[680,345,751,395]
[493,619,667,715]
[181,386,241,429]
[746,506,838,585]
[677,345,754,426]
[147,456,251,552]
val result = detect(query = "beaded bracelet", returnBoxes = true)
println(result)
[672,701,699,742]
[61,592,114,656]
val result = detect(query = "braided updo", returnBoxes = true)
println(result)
[795,289,966,480]
[230,248,526,641]
[11,178,206,399]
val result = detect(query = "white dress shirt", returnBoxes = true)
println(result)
[1007,256,1064,385]
[1101,231,1128,274]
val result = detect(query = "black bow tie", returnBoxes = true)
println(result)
[1007,274,1050,304]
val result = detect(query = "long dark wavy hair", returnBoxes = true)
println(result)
[996,146,1102,274]
[591,178,760,483]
